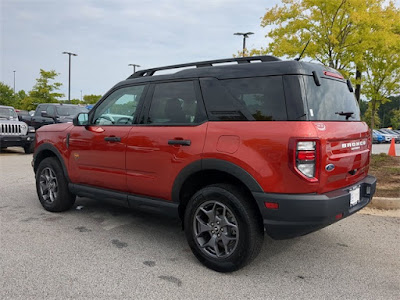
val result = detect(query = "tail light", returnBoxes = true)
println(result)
[289,139,319,182]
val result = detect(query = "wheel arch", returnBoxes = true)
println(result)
[33,143,70,182]
[172,159,263,220]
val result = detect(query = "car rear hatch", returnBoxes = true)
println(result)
[302,73,371,194]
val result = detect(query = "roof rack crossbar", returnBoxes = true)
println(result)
[128,55,280,79]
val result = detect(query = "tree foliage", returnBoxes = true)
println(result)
[21,69,64,110]
[254,0,400,129]
[0,82,27,108]
[0,82,15,106]
[83,94,102,104]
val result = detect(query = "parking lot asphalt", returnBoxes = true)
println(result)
[1,148,399,300]
[372,142,400,155]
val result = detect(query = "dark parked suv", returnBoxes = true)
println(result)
[32,56,376,272]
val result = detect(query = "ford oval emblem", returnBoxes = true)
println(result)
[325,164,335,172]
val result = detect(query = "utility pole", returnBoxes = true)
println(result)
[13,71,16,98]
[128,64,140,73]
[62,51,78,103]
[234,32,254,57]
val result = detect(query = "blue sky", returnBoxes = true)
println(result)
[1,0,280,99]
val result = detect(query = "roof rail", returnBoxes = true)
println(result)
[128,55,281,79]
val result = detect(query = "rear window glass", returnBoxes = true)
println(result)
[200,76,287,121]
[304,76,360,121]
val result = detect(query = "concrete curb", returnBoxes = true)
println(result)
[368,197,400,210]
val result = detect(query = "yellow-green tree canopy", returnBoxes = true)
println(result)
[21,69,64,110]
[255,0,400,128]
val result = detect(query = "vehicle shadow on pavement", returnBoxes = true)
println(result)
[63,197,348,275]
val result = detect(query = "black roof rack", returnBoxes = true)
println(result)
[128,55,281,79]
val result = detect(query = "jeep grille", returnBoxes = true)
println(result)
[0,124,23,135]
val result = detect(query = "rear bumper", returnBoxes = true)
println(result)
[252,175,377,239]
[0,133,35,148]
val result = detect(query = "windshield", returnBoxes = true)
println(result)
[0,107,17,118]
[56,106,88,116]
[304,76,360,121]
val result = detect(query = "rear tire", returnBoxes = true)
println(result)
[184,184,264,272]
[35,157,75,212]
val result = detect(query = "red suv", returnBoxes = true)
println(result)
[32,56,376,272]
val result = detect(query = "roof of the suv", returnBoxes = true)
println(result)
[37,103,83,106]
[114,56,344,88]
[0,105,15,109]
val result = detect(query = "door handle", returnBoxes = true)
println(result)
[168,139,191,146]
[104,136,121,142]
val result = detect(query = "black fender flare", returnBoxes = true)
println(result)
[33,143,70,182]
[171,158,263,203]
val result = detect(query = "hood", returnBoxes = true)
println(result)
[37,122,73,132]
[0,116,18,121]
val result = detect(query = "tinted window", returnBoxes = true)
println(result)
[304,77,360,121]
[35,105,47,116]
[93,85,145,125]
[200,76,287,121]
[147,81,206,124]
[56,106,88,116]
[46,106,56,116]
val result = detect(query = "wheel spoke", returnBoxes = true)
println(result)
[201,235,221,257]
[195,216,212,236]
[200,206,216,224]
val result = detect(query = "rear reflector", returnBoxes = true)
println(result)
[297,151,316,160]
[335,213,343,220]
[265,202,279,210]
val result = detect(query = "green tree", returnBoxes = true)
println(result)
[362,103,381,128]
[255,0,400,129]
[83,94,102,104]
[390,109,400,129]
[378,96,400,127]
[0,82,15,106]
[21,69,64,110]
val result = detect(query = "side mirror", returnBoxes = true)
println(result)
[73,112,89,126]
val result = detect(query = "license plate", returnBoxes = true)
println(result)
[350,186,361,207]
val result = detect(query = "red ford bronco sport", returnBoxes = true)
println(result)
[33,56,376,272]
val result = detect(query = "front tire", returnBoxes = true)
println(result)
[184,184,264,272]
[35,157,75,212]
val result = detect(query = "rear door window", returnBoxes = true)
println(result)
[146,81,206,125]
[304,76,360,121]
[200,76,287,121]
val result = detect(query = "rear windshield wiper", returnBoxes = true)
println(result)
[335,111,354,120]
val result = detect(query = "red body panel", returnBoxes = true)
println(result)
[68,126,132,191]
[35,120,371,198]
[125,124,207,200]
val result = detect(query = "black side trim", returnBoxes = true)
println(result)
[171,160,202,203]
[69,184,179,218]
[171,158,263,203]
[202,159,263,192]
[33,143,70,182]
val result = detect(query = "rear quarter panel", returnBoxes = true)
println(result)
[203,121,371,194]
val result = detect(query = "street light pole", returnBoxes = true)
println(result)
[128,64,140,73]
[13,70,16,95]
[62,51,78,103]
[233,32,254,57]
